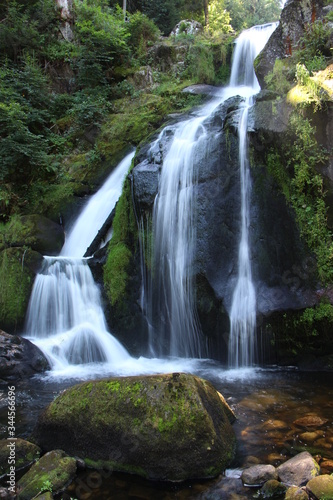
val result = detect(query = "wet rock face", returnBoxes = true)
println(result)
[32,373,236,482]
[131,95,316,359]
[0,330,50,381]
[255,0,327,88]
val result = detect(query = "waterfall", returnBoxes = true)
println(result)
[148,118,208,358]
[24,152,134,370]
[228,23,277,368]
[146,23,276,362]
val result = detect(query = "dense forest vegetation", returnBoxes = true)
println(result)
[0,0,282,226]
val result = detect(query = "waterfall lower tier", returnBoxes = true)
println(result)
[24,154,135,372]
[25,257,130,369]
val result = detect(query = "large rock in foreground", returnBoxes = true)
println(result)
[32,373,236,481]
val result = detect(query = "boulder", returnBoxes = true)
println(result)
[32,373,236,482]
[16,450,76,500]
[276,451,320,486]
[241,464,278,486]
[0,330,50,381]
[306,474,333,500]
[19,215,64,255]
[0,439,41,477]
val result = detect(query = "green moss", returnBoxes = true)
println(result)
[84,457,147,477]
[97,94,170,160]
[0,248,35,330]
[103,172,138,310]
[264,111,332,283]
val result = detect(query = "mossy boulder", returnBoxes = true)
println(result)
[19,215,64,255]
[306,474,333,500]
[0,330,50,381]
[0,439,41,477]
[32,373,236,482]
[16,450,77,500]
[0,248,42,331]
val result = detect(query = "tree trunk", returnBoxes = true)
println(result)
[203,0,209,26]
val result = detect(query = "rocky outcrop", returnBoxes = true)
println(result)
[170,20,203,37]
[0,330,50,381]
[32,373,236,482]
[255,0,328,88]
[132,95,316,361]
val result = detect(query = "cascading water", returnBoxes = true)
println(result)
[228,23,277,368]
[24,152,135,371]
[146,23,276,363]
[147,107,220,358]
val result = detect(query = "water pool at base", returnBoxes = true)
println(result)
[1,362,332,499]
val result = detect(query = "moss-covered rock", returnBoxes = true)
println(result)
[0,438,41,477]
[19,215,64,255]
[0,330,50,381]
[16,450,77,500]
[306,474,333,500]
[0,248,42,332]
[32,373,236,482]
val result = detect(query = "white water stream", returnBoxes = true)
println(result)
[24,152,134,371]
[228,23,277,368]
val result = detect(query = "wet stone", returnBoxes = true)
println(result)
[262,419,289,431]
[306,474,333,500]
[260,479,287,498]
[299,431,321,443]
[285,485,309,500]
[293,416,328,429]
[276,451,320,487]
[320,459,333,474]
[241,464,278,486]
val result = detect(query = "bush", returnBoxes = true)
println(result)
[127,12,160,61]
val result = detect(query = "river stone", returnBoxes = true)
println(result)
[260,479,287,498]
[0,439,41,477]
[32,373,236,481]
[0,330,50,381]
[241,464,278,486]
[293,416,328,428]
[16,450,76,500]
[285,486,309,499]
[306,474,333,500]
[276,451,320,487]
